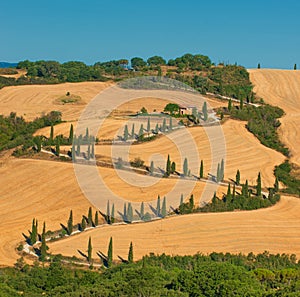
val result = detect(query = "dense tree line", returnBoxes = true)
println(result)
[3,251,300,296]
[228,103,289,156]
[0,111,62,152]
[0,54,253,100]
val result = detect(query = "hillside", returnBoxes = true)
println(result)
[249,69,300,165]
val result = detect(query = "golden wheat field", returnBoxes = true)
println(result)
[1,70,300,266]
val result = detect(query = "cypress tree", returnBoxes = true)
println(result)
[162,118,166,132]
[294,64,297,70]
[236,169,240,185]
[169,117,173,131]
[228,98,232,112]
[55,137,60,156]
[258,63,261,69]
[239,98,244,110]
[183,158,188,176]
[147,117,150,132]
[150,160,154,175]
[76,143,81,156]
[202,102,208,121]
[180,194,184,206]
[127,203,133,223]
[131,124,135,139]
[161,196,167,218]
[155,123,159,134]
[94,211,99,226]
[128,242,133,263]
[111,204,115,224]
[87,144,91,160]
[72,142,76,161]
[123,125,129,141]
[166,154,171,176]
[81,216,86,231]
[138,124,144,138]
[91,142,95,159]
[245,180,249,197]
[227,183,231,198]
[30,218,37,245]
[87,236,92,263]
[140,202,144,219]
[220,159,224,181]
[67,210,73,235]
[257,172,262,196]
[189,194,194,211]
[88,207,93,226]
[274,177,279,192]
[69,124,74,143]
[232,184,236,199]
[50,124,54,144]
[107,237,113,268]
[106,201,110,224]
[156,195,161,217]
[171,161,176,174]
[85,127,89,141]
[200,160,204,179]
[123,203,127,222]
[216,163,220,183]
[40,222,47,261]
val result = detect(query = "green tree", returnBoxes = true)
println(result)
[147,55,166,66]
[294,64,297,70]
[40,222,47,261]
[189,194,194,210]
[220,159,225,181]
[128,241,133,263]
[69,124,74,143]
[216,163,221,183]
[274,177,279,192]
[55,137,60,156]
[81,216,86,231]
[141,107,147,114]
[123,125,129,141]
[258,63,261,69]
[162,118,166,132]
[131,57,146,69]
[164,103,179,115]
[155,123,159,134]
[169,117,173,131]
[30,218,38,245]
[226,183,231,198]
[76,143,81,156]
[111,204,115,224]
[138,124,144,138]
[239,98,244,110]
[87,236,92,263]
[228,98,232,111]
[161,196,167,218]
[140,202,144,219]
[131,124,135,139]
[87,144,91,160]
[147,118,150,132]
[236,169,240,185]
[94,211,99,226]
[257,172,262,196]
[88,207,93,226]
[156,195,161,217]
[202,102,208,121]
[67,210,73,235]
[180,194,184,206]
[166,154,171,176]
[150,160,154,175]
[50,124,54,144]
[171,161,176,174]
[127,203,133,223]
[107,237,113,268]
[200,160,204,178]
[183,158,188,176]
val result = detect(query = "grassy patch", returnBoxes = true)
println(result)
[55,94,82,105]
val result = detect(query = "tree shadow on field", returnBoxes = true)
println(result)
[77,249,88,260]
[97,251,108,268]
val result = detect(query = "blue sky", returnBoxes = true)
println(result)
[1,0,299,68]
